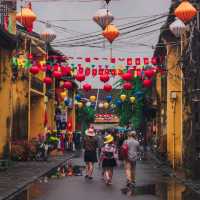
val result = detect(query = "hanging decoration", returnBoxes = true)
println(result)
[61,66,71,76]
[143,79,152,88]
[63,81,73,89]
[120,94,126,102]
[83,83,92,92]
[103,84,112,92]
[29,66,40,75]
[43,77,52,85]
[86,102,91,107]
[78,102,83,108]
[64,98,70,106]
[16,3,37,32]
[144,69,155,79]
[115,99,122,107]
[93,8,114,30]
[102,24,119,43]
[53,70,62,79]
[175,0,197,22]
[100,74,110,83]
[90,96,96,102]
[105,95,112,102]
[130,96,136,103]
[60,91,67,99]
[122,72,132,81]
[123,82,133,90]
[99,102,104,108]
[40,23,56,43]
[75,94,81,101]
[75,73,85,82]
[169,18,187,37]
[103,102,109,109]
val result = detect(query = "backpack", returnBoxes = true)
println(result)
[120,143,129,160]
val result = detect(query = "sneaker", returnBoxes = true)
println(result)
[88,176,93,180]
[85,175,89,179]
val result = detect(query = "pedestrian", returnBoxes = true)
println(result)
[100,134,117,185]
[121,131,139,193]
[83,128,98,180]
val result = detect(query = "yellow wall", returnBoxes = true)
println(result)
[46,98,55,129]
[166,47,183,168]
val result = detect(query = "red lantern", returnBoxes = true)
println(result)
[75,73,85,82]
[29,66,40,75]
[85,67,91,76]
[111,69,116,76]
[53,71,62,79]
[92,68,97,77]
[43,77,52,85]
[100,74,110,83]
[64,81,73,89]
[123,82,133,90]
[61,66,71,76]
[103,84,112,92]
[135,58,141,65]
[145,69,154,79]
[143,57,149,65]
[143,79,152,88]
[122,72,132,81]
[27,53,33,60]
[127,58,132,66]
[83,83,92,92]
[136,69,142,77]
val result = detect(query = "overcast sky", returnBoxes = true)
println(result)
[22,0,171,87]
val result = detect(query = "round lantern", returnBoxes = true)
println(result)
[120,94,127,102]
[83,83,92,92]
[103,84,112,92]
[111,103,116,109]
[64,98,70,106]
[169,18,186,37]
[78,102,83,108]
[106,95,112,102]
[90,96,96,102]
[63,81,73,89]
[130,96,136,103]
[53,71,62,79]
[103,102,109,109]
[16,3,37,32]
[123,82,133,90]
[115,99,122,107]
[122,72,132,81]
[145,69,155,79]
[43,77,52,85]
[40,24,56,43]
[100,74,110,83]
[93,8,114,30]
[86,102,91,107]
[75,94,81,101]
[75,73,85,82]
[61,91,67,99]
[29,66,40,75]
[102,24,119,43]
[61,66,71,76]
[99,102,104,108]
[175,0,197,22]
[143,79,152,88]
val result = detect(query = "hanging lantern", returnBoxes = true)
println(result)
[86,102,91,107]
[123,82,133,90]
[40,24,56,43]
[75,73,85,82]
[99,102,104,108]
[29,66,40,75]
[64,98,70,106]
[120,94,127,102]
[93,8,114,30]
[61,66,71,76]
[106,95,112,102]
[145,69,155,79]
[83,83,92,92]
[143,79,152,88]
[63,81,73,90]
[115,99,122,107]
[111,104,116,109]
[43,77,52,85]
[122,72,132,81]
[130,96,136,103]
[100,74,110,83]
[75,94,81,101]
[90,96,96,102]
[103,84,112,92]
[53,71,62,79]
[175,0,197,22]
[16,3,37,32]
[103,102,109,109]
[102,24,119,43]
[78,102,83,108]
[61,91,67,99]
[169,18,187,37]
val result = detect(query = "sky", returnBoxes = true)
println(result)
[18,0,172,87]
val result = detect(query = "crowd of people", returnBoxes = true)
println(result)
[83,126,141,194]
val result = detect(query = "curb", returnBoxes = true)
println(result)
[1,154,75,200]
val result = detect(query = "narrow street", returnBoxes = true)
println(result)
[12,154,200,200]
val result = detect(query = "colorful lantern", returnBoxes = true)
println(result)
[100,74,110,83]
[93,8,114,30]
[75,73,85,82]
[122,72,132,81]
[145,69,154,79]
[78,102,83,108]
[130,96,136,103]
[143,79,152,88]
[53,71,62,79]
[61,91,67,99]
[90,96,96,102]
[111,104,116,109]
[63,81,73,89]
[103,102,109,109]
[102,24,119,43]
[86,102,91,107]
[61,66,71,76]
[99,102,104,108]
[29,66,40,75]
[106,95,112,102]
[83,83,92,92]
[103,84,112,92]
[43,77,52,85]
[115,99,122,107]
[40,24,56,43]
[175,0,197,22]
[75,95,81,101]
[169,18,186,37]
[120,94,126,102]
[64,98,70,106]
[123,82,133,90]
[16,3,37,32]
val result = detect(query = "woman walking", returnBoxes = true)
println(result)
[83,128,98,180]
[100,134,117,185]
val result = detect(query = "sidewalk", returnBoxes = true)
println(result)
[0,153,74,200]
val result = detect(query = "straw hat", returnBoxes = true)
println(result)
[85,128,95,137]
[104,134,114,144]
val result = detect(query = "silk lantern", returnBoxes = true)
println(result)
[90,96,96,102]
[86,102,91,107]
[53,71,62,79]
[103,102,109,109]
[120,94,126,102]
[61,91,67,99]
[99,102,104,108]
[175,0,197,22]
[103,84,112,92]
[40,24,56,43]
[106,95,112,102]
[75,73,85,82]
[169,18,186,37]
[130,96,136,103]
[143,79,152,88]
[78,102,83,108]
[75,95,81,101]
[102,24,119,43]
[122,72,132,81]
[100,74,110,83]
[43,77,52,85]
[145,69,154,79]
[83,83,92,92]
[123,82,133,90]
[63,81,73,89]
[30,66,40,75]
[61,66,71,76]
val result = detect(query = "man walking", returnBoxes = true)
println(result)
[122,131,139,193]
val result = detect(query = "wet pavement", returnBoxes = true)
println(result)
[8,156,200,200]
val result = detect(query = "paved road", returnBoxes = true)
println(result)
[20,155,197,200]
